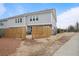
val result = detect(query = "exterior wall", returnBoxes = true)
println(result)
[0,17,27,39]
[0,9,56,31]
[0,16,26,28]
[32,25,52,39]
[51,10,57,34]
[0,21,7,29]
[26,13,53,26]
[0,9,57,39]
[26,11,56,35]
[6,17,26,28]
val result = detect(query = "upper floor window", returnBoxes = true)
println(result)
[30,16,39,22]
[36,17,38,21]
[30,18,32,21]
[20,18,22,23]
[15,19,17,23]
[18,19,19,23]
[15,18,22,23]
[33,18,35,21]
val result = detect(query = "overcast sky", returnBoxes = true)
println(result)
[0,3,79,29]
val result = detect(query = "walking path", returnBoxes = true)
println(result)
[53,33,79,56]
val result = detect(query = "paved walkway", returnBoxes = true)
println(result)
[53,33,79,56]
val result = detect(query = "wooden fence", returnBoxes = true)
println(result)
[4,27,26,39]
[32,25,52,39]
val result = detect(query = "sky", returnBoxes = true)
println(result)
[0,3,79,29]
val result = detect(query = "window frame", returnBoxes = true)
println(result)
[33,18,35,21]
[36,17,38,21]
[15,19,18,23]
[30,18,32,21]
[20,18,22,23]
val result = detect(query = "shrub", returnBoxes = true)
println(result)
[0,29,5,38]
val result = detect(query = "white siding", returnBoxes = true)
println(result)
[26,13,52,26]
[51,13,56,29]
[0,21,7,29]
[6,17,26,28]
[0,9,56,32]
[51,13,57,34]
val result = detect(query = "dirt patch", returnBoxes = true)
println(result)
[0,38,21,56]
[12,33,75,56]
[0,32,75,56]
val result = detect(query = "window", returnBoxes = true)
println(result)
[18,19,19,23]
[15,18,22,23]
[36,17,38,21]
[20,18,22,23]
[33,18,35,21]
[30,18,32,21]
[15,19,17,23]
[30,16,38,22]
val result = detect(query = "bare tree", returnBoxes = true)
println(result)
[68,25,75,32]
[76,22,79,32]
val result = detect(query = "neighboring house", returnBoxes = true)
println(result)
[0,9,57,39]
